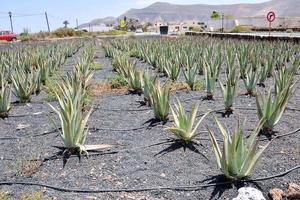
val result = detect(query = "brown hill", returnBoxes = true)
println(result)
[121,0,300,22]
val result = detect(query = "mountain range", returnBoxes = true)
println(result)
[80,0,300,27]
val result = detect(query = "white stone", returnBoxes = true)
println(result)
[233,187,266,200]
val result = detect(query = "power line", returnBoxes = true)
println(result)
[48,13,66,21]
[13,13,44,17]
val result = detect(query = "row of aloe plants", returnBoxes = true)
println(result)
[110,38,299,99]
[102,38,299,181]
[0,41,84,118]
[49,44,96,154]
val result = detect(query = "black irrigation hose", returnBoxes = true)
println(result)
[7,111,54,118]
[89,126,153,132]
[0,165,299,193]
[94,107,151,112]
[260,128,300,141]
[0,129,60,140]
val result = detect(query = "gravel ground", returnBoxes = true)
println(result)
[0,39,299,200]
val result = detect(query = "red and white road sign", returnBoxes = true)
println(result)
[267,11,276,23]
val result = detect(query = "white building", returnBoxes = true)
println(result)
[79,23,113,32]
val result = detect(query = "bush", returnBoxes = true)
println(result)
[189,27,203,32]
[96,30,127,36]
[35,31,51,39]
[230,26,251,33]
[52,28,76,38]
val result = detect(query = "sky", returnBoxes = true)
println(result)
[0,0,269,33]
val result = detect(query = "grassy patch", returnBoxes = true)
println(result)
[230,25,252,33]
[108,74,128,89]
[169,80,204,92]
[0,40,9,44]
[19,29,128,41]
[0,191,10,200]
[21,191,44,200]
[0,191,47,200]
[89,63,103,70]
[96,30,127,36]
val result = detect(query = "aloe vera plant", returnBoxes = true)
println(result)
[183,66,199,91]
[150,81,170,121]
[237,45,249,79]
[0,80,11,118]
[274,66,296,96]
[164,60,181,81]
[256,84,295,133]
[208,118,270,180]
[11,70,38,103]
[203,60,219,100]
[49,78,92,154]
[37,60,50,84]
[243,67,259,96]
[127,68,144,94]
[220,70,238,114]
[258,62,268,87]
[75,62,94,90]
[143,72,157,105]
[167,99,211,143]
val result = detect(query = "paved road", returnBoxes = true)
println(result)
[202,31,300,38]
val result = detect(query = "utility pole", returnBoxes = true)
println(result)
[8,11,13,32]
[45,12,50,32]
[76,18,79,29]
[221,13,224,33]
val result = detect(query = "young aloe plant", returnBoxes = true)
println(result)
[127,68,144,95]
[243,67,259,96]
[0,80,12,118]
[208,118,270,180]
[150,81,170,121]
[11,70,38,103]
[220,52,238,112]
[167,99,211,143]
[35,69,42,95]
[237,45,249,79]
[256,84,295,133]
[258,62,268,87]
[164,60,181,81]
[49,78,92,154]
[220,68,238,114]
[143,72,157,105]
[37,60,50,85]
[183,65,199,91]
[203,60,219,100]
[274,66,296,96]
[75,62,94,90]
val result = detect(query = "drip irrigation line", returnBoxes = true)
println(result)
[180,95,204,102]
[94,107,151,112]
[42,151,118,162]
[8,111,54,118]
[0,165,299,193]
[235,107,257,111]
[89,125,153,132]
[235,106,300,112]
[0,129,59,141]
[286,107,300,112]
[260,128,300,141]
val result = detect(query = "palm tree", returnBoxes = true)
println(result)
[63,20,69,28]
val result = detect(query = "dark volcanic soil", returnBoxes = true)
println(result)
[0,39,299,200]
